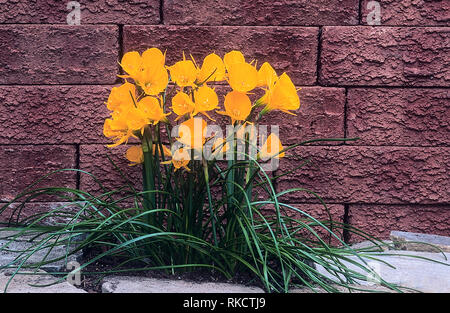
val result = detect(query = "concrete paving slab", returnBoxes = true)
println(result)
[101,276,265,293]
[390,231,450,253]
[0,270,85,293]
[315,250,450,293]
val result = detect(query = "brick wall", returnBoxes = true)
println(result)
[0,0,448,242]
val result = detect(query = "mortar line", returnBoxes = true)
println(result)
[75,144,81,190]
[358,0,363,25]
[342,204,351,243]
[1,143,450,148]
[116,24,124,84]
[316,26,323,86]
[160,0,164,24]
[344,88,348,142]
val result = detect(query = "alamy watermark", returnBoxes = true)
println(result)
[67,261,81,286]
[366,1,381,25]
[66,1,81,25]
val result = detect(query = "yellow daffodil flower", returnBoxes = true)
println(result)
[141,47,165,68]
[136,65,169,96]
[106,82,136,113]
[258,133,285,160]
[126,146,144,166]
[168,54,198,87]
[103,116,133,148]
[177,117,207,150]
[162,147,191,172]
[227,62,258,93]
[193,85,219,119]
[196,53,226,83]
[261,73,300,115]
[125,107,150,133]
[223,50,246,70]
[137,96,170,125]
[171,91,195,120]
[120,48,168,95]
[217,91,252,125]
[257,62,278,88]
[120,51,142,79]
[153,144,172,159]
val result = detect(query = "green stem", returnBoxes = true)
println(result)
[203,161,218,246]
[142,127,156,226]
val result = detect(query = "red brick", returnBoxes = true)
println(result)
[79,144,142,195]
[259,87,345,145]
[0,25,118,84]
[260,203,346,245]
[0,86,113,144]
[0,0,160,24]
[347,88,450,146]
[0,145,77,202]
[276,146,450,204]
[348,204,450,242]
[124,26,318,85]
[320,27,450,86]
[361,0,450,26]
[165,0,359,26]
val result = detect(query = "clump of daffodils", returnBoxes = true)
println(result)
[104,48,300,167]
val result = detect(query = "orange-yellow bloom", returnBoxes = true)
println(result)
[196,53,226,83]
[223,50,245,70]
[126,146,144,166]
[162,148,191,172]
[168,54,198,87]
[136,65,169,96]
[171,91,195,119]
[177,117,208,150]
[103,116,133,148]
[152,144,172,159]
[106,82,136,113]
[125,108,150,133]
[193,85,219,119]
[137,96,170,125]
[120,48,168,95]
[120,51,142,79]
[217,91,252,125]
[261,73,300,115]
[227,62,258,93]
[257,62,278,88]
[141,48,165,68]
[258,133,285,160]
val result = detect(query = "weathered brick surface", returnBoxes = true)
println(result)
[124,26,318,85]
[165,0,359,26]
[0,145,77,202]
[347,88,450,146]
[260,203,346,245]
[361,0,450,26]
[276,146,450,204]
[260,87,345,145]
[0,86,112,144]
[0,0,160,24]
[79,144,142,195]
[320,27,450,86]
[0,25,118,84]
[348,204,450,242]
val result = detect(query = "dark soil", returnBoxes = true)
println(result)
[76,247,265,293]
